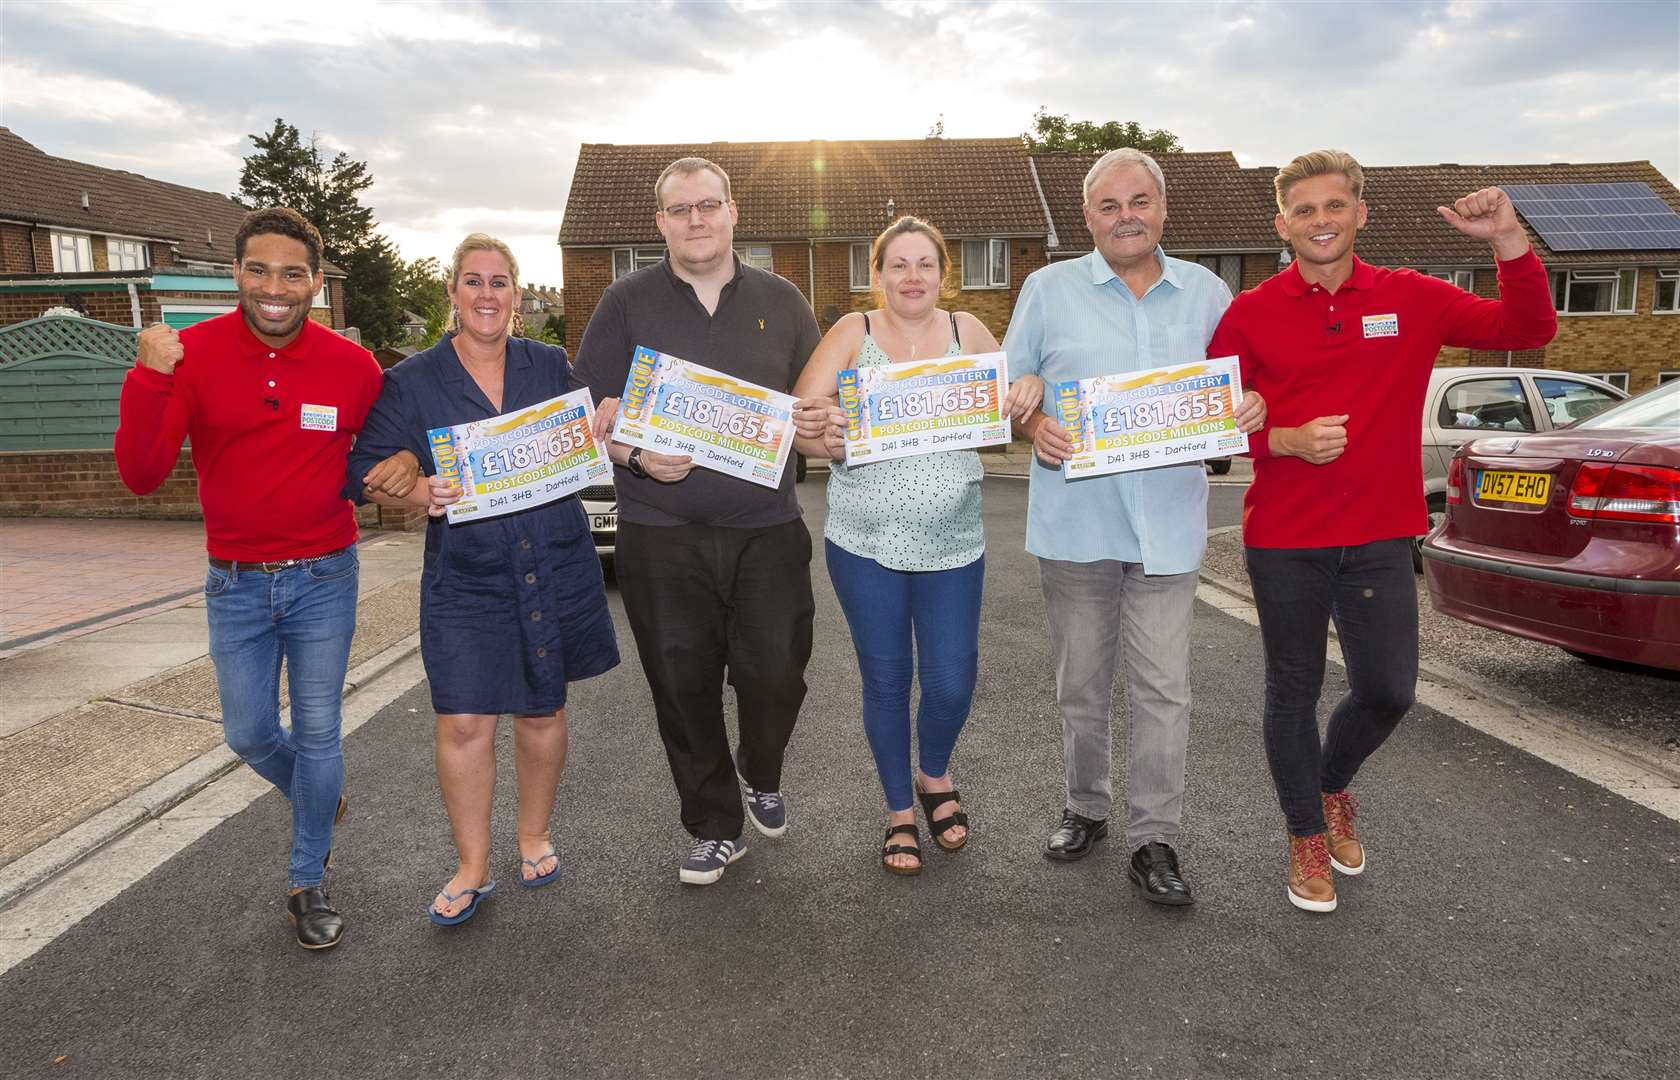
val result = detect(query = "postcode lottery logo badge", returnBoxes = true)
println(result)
[1362,313,1399,339]
[300,403,338,431]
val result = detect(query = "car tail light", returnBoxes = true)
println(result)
[1568,462,1680,524]
[1446,456,1463,505]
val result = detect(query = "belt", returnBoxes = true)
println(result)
[208,545,352,574]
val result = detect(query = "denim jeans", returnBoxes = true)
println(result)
[1244,539,1418,836]
[205,547,359,887]
[825,541,983,813]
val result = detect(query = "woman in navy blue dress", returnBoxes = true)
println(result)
[350,234,618,925]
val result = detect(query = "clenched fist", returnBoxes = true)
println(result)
[137,323,184,376]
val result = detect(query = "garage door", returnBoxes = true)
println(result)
[161,306,235,330]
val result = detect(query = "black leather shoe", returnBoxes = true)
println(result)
[1128,842,1194,906]
[1045,810,1108,861]
[286,887,345,950]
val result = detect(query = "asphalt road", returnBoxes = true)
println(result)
[2,479,1677,1079]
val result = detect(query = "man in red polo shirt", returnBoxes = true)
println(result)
[1208,151,1556,914]
[116,208,384,950]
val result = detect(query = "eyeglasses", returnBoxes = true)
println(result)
[661,199,727,219]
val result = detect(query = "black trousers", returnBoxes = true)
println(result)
[617,517,815,840]
[1244,539,1418,836]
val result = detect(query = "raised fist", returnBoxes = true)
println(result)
[137,323,184,376]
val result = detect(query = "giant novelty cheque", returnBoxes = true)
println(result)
[837,351,1012,466]
[427,388,610,524]
[610,345,798,489]
[1056,356,1249,478]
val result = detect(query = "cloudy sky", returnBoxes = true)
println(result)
[3,0,1677,286]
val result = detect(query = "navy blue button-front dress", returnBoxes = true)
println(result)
[347,335,619,715]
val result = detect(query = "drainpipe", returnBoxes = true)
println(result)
[127,282,142,327]
[807,239,816,309]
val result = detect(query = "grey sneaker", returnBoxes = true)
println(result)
[740,775,787,838]
[679,836,746,886]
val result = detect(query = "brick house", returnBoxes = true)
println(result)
[558,139,1052,352]
[559,139,1680,394]
[0,127,348,331]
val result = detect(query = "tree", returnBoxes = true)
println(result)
[236,118,407,348]
[396,255,448,339]
[538,313,566,347]
[1020,108,1182,155]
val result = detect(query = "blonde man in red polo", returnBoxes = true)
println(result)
[1209,151,1556,913]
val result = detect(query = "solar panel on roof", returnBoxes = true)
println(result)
[1504,182,1680,251]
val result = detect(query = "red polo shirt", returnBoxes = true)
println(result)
[1207,251,1557,549]
[115,311,382,561]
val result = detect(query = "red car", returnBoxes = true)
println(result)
[1422,379,1680,671]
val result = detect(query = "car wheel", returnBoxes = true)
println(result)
[1208,456,1232,476]
[1413,494,1448,574]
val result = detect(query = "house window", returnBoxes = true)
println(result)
[1658,371,1680,384]
[961,239,1008,289]
[611,247,664,280]
[108,237,148,272]
[1550,268,1637,314]
[51,231,93,273]
[1428,269,1474,291]
[1586,371,1630,392]
[1196,254,1243,295]
[848,243,871,291]
[313,280,329,309]
[736,245,773,272]
[1654,269,1679,313]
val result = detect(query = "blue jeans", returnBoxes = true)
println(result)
[1244,539,1418,836]
[205,548,359,887]
[825,541,982,813]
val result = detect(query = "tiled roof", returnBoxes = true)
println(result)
[0,127,346,274]
[1030,151,1284,255]
[560,138,1048,245]
[1,128,251,264]
[1350,161,1680,267]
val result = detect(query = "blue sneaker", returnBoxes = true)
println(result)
[679,836,746,885]
[739,774,787,838]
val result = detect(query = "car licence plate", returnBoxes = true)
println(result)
[590,513,617,531]
[1475,469,1551,506]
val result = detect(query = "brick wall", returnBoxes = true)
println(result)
[329,279,346,329]
[0,447,422,530]
[30,228,51,274]
[149,242,177,268]
[0,449,198,519]
[0,290,136,326]
[1,224,35,273]
[560,247,614,353]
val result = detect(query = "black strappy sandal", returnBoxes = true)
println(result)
[881,823,923,875]
[915,782,970,852]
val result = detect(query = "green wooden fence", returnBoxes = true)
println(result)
[0,315,139,451]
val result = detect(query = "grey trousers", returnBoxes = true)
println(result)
[1039,557,1198,852]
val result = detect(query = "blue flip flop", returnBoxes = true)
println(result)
[427,879,496,926]
[518,848,560,889]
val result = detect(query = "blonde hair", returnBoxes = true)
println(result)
[1273,150,1365,212]
[447,232,526,337]
[869,216,955,308]
[1083,148,1166,204]
[654,157,733,210]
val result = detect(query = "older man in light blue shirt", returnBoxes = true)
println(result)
[1005,148,1265,906]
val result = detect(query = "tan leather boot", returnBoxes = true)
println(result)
[1288,833,1337,913]
[1322,790,1365,875]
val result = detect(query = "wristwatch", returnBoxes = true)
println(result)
[626,447,648,479]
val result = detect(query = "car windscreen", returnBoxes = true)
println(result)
[1576,380,1680,430]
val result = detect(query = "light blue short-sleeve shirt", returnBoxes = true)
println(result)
[1003,247,1233,574]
